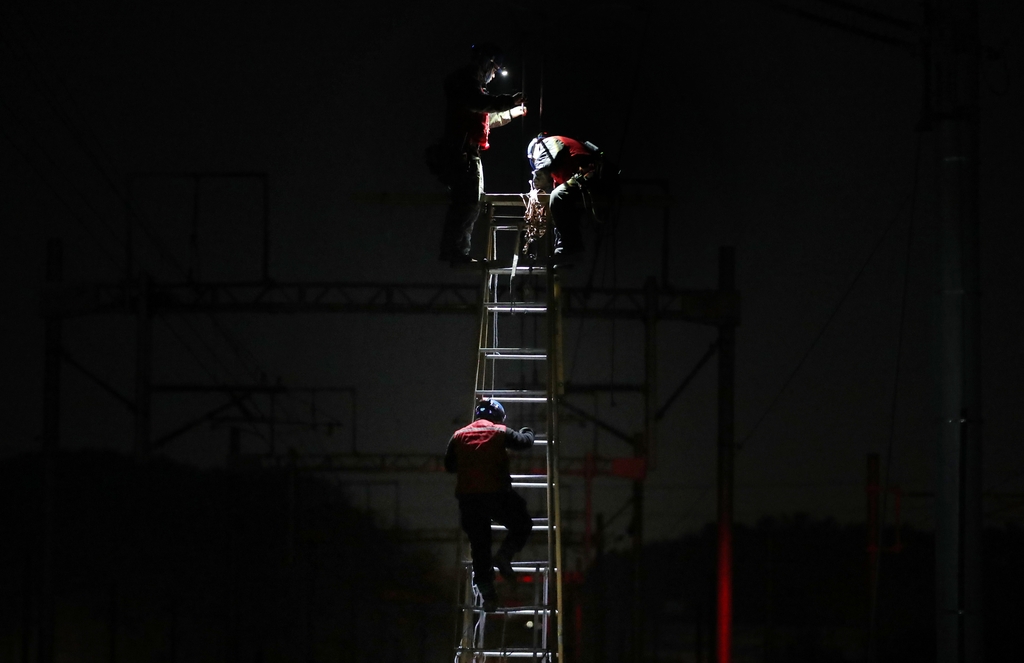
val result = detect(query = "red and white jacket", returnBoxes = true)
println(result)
[444,418,535,494]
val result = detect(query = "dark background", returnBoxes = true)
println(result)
[1,0,1022,660]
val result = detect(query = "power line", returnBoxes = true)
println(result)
[2,13,335,455]
[737,140,924,451]
[870,129,923,663]
[0,108,124,270]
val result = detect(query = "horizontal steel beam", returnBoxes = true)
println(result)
[44,280,738,324]
[251,452,639,477]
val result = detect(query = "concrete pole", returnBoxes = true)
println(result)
[715,247,736,663]
[39,239,63,663]
[933,0,983,661]
[134,276,152,462]
[866,453,881,660]
[631,276,657,663]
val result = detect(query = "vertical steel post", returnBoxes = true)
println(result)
[715,246,736,663]
[125,176,135,281]
[933,1,983,662]
[631,277,656,663]
[134,276,152,462]
[594,513,606,663]
[39,239,62,663]
[261,174,270,282]
[549,260,566,663]
[866,453,881,660]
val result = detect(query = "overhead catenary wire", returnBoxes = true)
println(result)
[2,10,336,458]
[676,129,928,529]
[0,123,124,270]
[868,130,923,663]
[736,143,924,452]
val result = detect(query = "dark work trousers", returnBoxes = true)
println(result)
[549,180,585,253]
[439,155,483,259]
[458,490,533,586]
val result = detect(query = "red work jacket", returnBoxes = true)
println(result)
[445,418,512,494]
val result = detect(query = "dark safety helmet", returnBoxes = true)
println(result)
[471,42,504,67]
[474,398,506,424]
[471,42,507,82]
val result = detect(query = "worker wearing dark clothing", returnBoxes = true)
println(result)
[445,399,535,611]
[527,134,601,261]
[436,43,526,266]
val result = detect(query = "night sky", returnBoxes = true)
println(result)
[2,0,1023,545]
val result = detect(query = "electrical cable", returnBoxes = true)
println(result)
[678,132,926,532]
[737,162,922,452]
[0,16,187,276]
[614,7,653,165]
[3,13,333,458]
[0,124,124,270]
[868,130,922,663]
[155,313,266,444]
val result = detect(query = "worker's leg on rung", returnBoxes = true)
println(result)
[492,490,533,557]
[459,495,495,585]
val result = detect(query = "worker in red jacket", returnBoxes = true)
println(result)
[445,398,535,611]
[527,134,608,264]
[434,43,527,267]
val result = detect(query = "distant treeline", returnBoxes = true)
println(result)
[581,514,1023,663]
[0,450,451,663]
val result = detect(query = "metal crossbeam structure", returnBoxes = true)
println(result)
[252,451,633,478]
[39,184,739,663]
[43,280,737,324]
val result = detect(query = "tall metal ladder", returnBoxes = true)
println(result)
[453,193,564,663]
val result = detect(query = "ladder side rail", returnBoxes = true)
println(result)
[474,202,496,410]
[544,229,563,662]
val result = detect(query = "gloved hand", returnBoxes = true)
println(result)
[519,426,534,437]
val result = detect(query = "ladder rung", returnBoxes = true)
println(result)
[492,518,549,531]
[480,348,547,360]
[462,560,551,570]
[488,266,548,276]
[486,303,547,314]
[492,525,554,532]
[475,390,547,402]
[499,608,555,616]
[510,474,547,481]
[481,193,535,205]
[455,647,551,657]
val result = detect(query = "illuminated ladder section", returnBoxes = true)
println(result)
[453,193,564,663]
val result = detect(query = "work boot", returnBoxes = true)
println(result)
[477,581,498,612]
[493,550,516,583]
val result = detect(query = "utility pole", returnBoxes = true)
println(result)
[866,453,881,659]
[630,277,657,663]
[933,0,982,661]
[134,275,152,462]
[715,247,736,663]
[39,239,62,663]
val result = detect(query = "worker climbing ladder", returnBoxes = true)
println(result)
[453,193,565,663]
